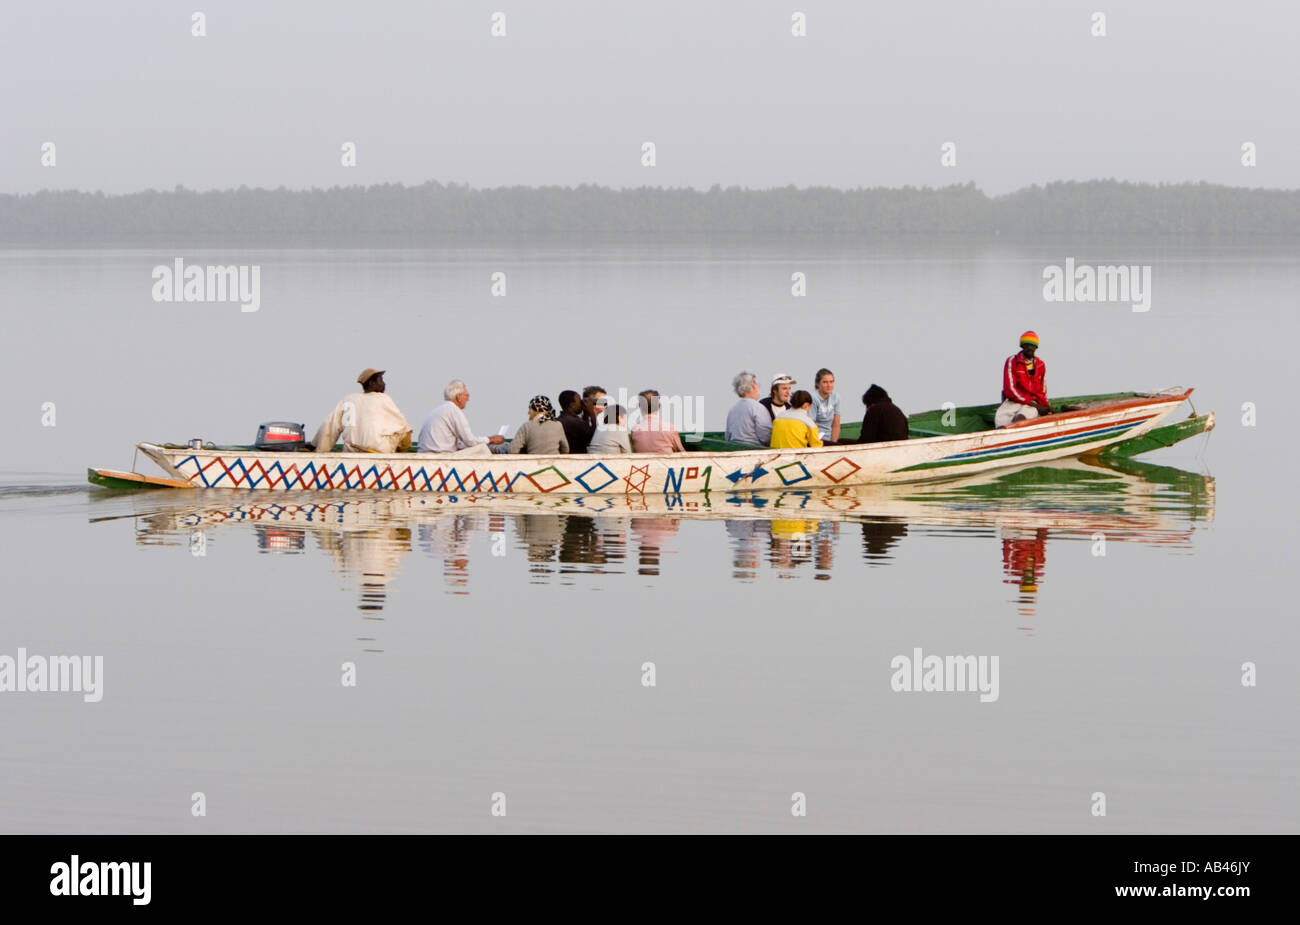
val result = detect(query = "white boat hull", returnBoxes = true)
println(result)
[136,392,1192,494]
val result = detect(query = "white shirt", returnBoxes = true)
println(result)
[313,392,411,453]
[588,424,632,454]
[418,401,488,453]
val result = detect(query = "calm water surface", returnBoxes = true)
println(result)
[1,242,1295,832]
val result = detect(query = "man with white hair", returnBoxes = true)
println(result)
[724,371,773,447]
[417,380,505,455]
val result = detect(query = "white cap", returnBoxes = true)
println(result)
[771,373,796,386]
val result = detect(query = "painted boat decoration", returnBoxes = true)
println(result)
[100,455,1214,536]
[94,388,1213,494]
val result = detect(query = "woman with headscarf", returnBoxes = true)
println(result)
[508,395,570,454]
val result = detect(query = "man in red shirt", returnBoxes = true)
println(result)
[995,331,1052,428]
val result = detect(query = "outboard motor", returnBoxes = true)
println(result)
[254,421,308,450]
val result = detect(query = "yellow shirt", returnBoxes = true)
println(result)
[770,411,823,449]
[771,519,810,537]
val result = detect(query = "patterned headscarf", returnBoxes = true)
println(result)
[529,395,557,422]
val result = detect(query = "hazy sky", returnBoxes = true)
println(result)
[2,0,1297,195]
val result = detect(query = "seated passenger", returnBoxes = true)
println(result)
[724,371,773,447]
[558,390,594,454]
[859,384,909,443]
[810,368,841,444]
[417,379,506,456]
[769,390,824,449]
[582,386,608,436]
[995,331,1052,428]
[508,395,569,455]
[312,367,412,453]
[759,373,796,420]
[629,390,685,453]
[589,404,633,454]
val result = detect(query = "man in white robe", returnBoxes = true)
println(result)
[313,368,412,453]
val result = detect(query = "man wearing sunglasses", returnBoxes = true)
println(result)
[581,385,608,446]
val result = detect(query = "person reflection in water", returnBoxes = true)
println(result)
[418,516,472,593]
[631,516,680,576]
[315,526,412,615]
[516,515,565,579]
[1001,527,1047,602]
[769,520,815,576]
[813,522,837,580]
[725,518,837,579]
[725,520,763,580]
[560,516,606,571]
[861,518,908,562]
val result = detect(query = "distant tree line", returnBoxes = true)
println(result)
[2,180,1298,239]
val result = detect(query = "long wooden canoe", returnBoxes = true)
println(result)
[110,454,1213,535]
[97,388,1212,494]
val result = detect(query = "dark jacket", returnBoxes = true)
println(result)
[758,397,789,421]
[861,399,909,443]
[559,410,594,453]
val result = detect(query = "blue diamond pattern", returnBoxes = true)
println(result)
[576,462,618,493]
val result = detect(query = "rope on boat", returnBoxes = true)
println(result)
[1193,425,1214,469]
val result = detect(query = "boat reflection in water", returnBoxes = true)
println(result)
[108,455,1213,629]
